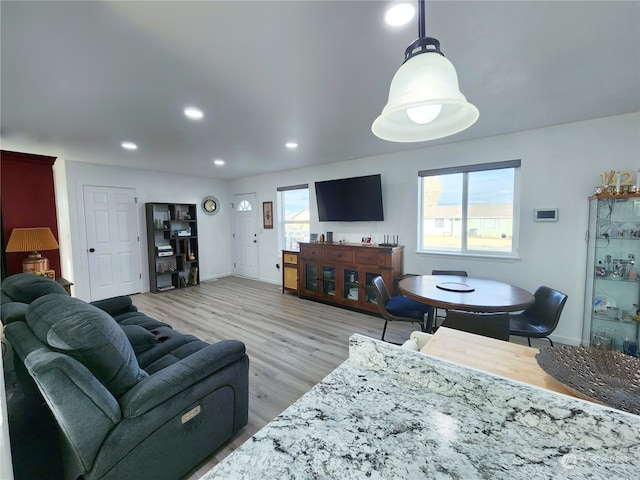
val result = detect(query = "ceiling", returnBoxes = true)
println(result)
[1,1,639,180]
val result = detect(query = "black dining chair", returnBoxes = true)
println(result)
[442,310,510,341]
[371,276,432,343]
[431,269,468,327]
[509,286,568,346]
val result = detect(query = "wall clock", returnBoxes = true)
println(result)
[201,196,220,216]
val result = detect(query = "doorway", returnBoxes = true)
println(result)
[232,193,259,279]
[83,185,141,300]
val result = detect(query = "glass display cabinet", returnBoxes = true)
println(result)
[583,194,640,352]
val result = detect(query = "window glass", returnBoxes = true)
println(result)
[280,187,309,250]
[422,173,462,251]
[467,169,514,252]
[419,161,519,256]
[237,200,252,211]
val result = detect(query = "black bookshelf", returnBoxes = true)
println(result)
[145,203,199,293]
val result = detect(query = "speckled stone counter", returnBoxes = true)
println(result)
[204,334,640,479]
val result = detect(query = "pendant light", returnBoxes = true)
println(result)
[372,0,478,142]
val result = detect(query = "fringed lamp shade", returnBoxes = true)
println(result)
[5,227,60,273]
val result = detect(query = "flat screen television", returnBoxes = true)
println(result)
[315,174,384,222]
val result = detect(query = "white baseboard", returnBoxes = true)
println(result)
[200,272,234,282]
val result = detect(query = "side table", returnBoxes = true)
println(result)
[282,250,299,294]
[56,277,73,296]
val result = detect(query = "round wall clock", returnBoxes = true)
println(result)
[201,196,220,216]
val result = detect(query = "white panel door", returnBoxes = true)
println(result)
[232,193,259,279]
[83,185,141,300]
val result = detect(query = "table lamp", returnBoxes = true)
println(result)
[5,227,59,273]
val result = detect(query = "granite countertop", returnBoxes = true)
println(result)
[204,334,640,479]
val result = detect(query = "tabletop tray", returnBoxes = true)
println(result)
[436,282,475,293]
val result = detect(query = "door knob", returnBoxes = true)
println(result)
[89,248,95,253]
[253,240,257,243]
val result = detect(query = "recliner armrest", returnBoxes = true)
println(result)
[119,340,246,417]
[90,296,138,318]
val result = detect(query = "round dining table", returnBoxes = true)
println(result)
[398,275,535,333]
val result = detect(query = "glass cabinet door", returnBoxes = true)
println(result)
[585,196,640,352]
[343,268,359,302]
[304,262,318,293]
[364,271,380,306]
[322,265,336,296]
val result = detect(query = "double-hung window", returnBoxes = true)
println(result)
[277,184,310,251]
[418,160,520,256]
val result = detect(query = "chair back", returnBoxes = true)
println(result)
[431,270,468,276]
[525,286,568,333]
[442,310,510,341]
[372,276,391,310]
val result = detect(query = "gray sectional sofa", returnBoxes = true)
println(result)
[1,273,249,480]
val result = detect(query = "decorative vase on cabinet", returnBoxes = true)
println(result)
[583,193,640,353]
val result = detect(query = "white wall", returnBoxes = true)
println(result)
[6,112,637,344]
[61,161,233,300]
[229,112,640,346]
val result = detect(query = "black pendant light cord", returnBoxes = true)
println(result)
[403,0,444,63]
[418,0,425,38]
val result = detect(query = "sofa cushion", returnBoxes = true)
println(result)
[26,294,148,397]
[115,312,171,330]
[0,301,29,324]
[1,289,13,305]
[121,325,157,354]
[135,326,202,369]
[143,339,210,374]
[2,273,67,304]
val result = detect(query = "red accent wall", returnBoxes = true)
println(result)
[1,150,61,276]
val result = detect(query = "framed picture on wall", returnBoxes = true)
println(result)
[263,201,273,229]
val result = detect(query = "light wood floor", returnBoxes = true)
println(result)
[129,276,421,479]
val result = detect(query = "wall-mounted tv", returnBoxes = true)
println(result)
[315,174,384,222]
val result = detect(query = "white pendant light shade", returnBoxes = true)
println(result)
[372,52,479,142]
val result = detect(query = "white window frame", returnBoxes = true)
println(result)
[418,160,521,259]
[277,183,310,252]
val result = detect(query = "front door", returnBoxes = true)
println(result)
[83,185,141,300]
[232,193,258,278]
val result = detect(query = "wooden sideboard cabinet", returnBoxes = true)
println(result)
[282,250,299,294]
[298,242,403,314]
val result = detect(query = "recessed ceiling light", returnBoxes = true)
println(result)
[213,159,225,166]
[285,142,298,149]
[121,141,137,151]
[184,107,204,120]
[385,3,415,26]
